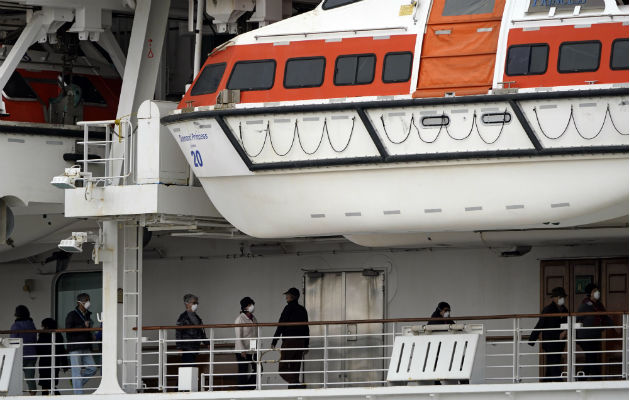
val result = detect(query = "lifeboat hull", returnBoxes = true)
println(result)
[163,90,629,239]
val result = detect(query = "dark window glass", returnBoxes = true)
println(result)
[71,75,106,104]
[191,63,226,95]
[482,112,512,124]
[284,57,326,89]
[227,60,276,91]
[322,0,362,10]
[443,0,494,16]
[558,41,601,73]
[505,44,548,76]
[611,38,628,70]
[334,54,376,86]
[383,52,413,83]
[3,71,37,99]
[422,116,449,127]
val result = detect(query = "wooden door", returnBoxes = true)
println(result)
[601,258,628,379]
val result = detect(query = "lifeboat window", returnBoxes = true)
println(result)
[442,0,494,16]
[505,44,548,76]
[322,0,362,10]
[383,52,413,83]
[3,71,37,100]
[191,63,227,95]
[482,112,511,125]
[284,57,326,89]
[422,115,450,127]
[334,54,376,86]
[70,75,107,105]
[227,60,276,91]
[558,41,601,73]
[610,38,628,70]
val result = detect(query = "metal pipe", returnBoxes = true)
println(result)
[568,316,575,382]
[622,314,628,379]
[256,326,262,390]
[193,0,204,78]
[83,124,89,175]
[323,324,328,388]
[512,318,518,383]
[135,226,144,391]
[209,328,215,391]
[158,329,165,392]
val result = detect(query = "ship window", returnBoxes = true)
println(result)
[611,38,628,70]
[558,41,601,73]
[3,71,37,100]
[322,0,362,10]
[334,54,376,86]
[191,63,226,95]
[71,75,107,105]
[284,57,326,89]
[227,60,276,91]
[383,52,413,83]
[505,44,548,76]
[443,0,494,16]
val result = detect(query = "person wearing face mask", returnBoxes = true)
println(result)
[528,287,569,382]
[428,302,455,325]
[65,293,98,394]
[176,293,208,364]
[10,305,37,395]
[234,297,258,389]
[576,283,614,380]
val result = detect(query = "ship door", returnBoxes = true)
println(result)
[304,270,385,386]
[541,258,628,380]
[414,0,506,98]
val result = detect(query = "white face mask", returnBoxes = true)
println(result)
[80,301,91,310]
[593,291,601,301]
[443,311,450,318]
[247,305,255,313]
[191,304,198,312]
[558,297,565,306]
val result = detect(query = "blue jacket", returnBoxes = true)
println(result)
[10,319,37,356]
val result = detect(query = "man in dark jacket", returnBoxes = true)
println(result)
[65,293,97,394]
[10,305,37,394]
[176,293,208,364]
[576,283,614,380]
[428,302,455,325]
[271,287,309,388]
[37,318,68,395]
[528,287,569,382]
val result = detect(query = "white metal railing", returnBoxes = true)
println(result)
[2,313,627,395]
[0,328,103,395]
[76,118,134,186]
[137,312,628,392]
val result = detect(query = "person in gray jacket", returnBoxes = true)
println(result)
[234,297,258,389]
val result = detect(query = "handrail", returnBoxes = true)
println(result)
[139,311,627,331]
[2,312,623,334]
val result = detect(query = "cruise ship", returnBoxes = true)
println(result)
[0,0,627,399]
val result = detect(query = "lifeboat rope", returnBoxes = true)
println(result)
[238,117,356,158]
[534,104,628,140]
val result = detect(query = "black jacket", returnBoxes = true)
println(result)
[271,300,309,348]
[428,309,455,325]
[65,307,94,352]
[37,332,68,369]
[576,298,613,339]
[529,302,568,350]
[176,311,208,351]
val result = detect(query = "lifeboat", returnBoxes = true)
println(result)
[0,45,121,260]
[162,0,629,245]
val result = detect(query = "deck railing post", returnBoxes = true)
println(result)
[208,328,214,391]
[323,324,328,389]
[158,329,165,392]
[622,314,628,380]
[51,330,56,394]
[512,318,520,383]
[568,316,575,382]
[256,326,262,390]
[83,123,88,175]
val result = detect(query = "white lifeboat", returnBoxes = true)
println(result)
[162,0,629,244]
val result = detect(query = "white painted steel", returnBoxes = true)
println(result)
[387,334,479,381]
[0,339,22,396]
